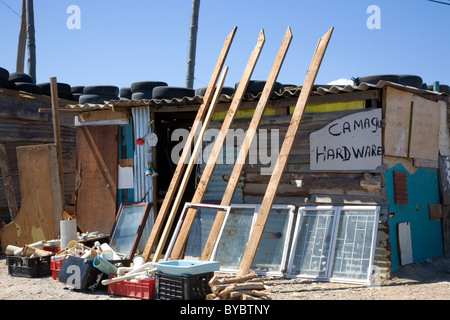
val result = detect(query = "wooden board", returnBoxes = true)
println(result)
[0,143,18,220]
[443,205,450,258]
[0,144,63,251]
[237,27,334,276]
[141,27,237,262]
[398,222,413,265]
[383,87,413,158]
[409,95,440,161]
[309,108,382,171]
[75,126,118,234]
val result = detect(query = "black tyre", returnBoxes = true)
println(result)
[37,82,72,97]
[130,81,168,93]
[9,72,34,84]
[10,82,42,94]
[83,85,119,96]
[152,86,195,99]
[353,74,400,86]
[427,84,450,94]
[195,86,235,97]
[78,94,119,104]
[398,75,423,88]
[131,91,152,100]
[234,80,283,96]
[120,87,132,99]
[70,93,82,102]
[0,67,9,81]
[0,78,9,89]
[71,86,85,94]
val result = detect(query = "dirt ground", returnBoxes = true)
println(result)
[0,254,449,301]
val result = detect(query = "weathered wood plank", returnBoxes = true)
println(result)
[238,27,334,276]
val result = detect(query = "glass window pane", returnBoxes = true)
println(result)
[252,206,293,274]
[289,209,336,279]
[214,206,256,270]
[184,207,219,260]
[330,208,378,282]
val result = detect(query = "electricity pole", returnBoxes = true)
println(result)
[185,0,200,89]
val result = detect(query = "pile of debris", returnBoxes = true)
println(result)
[207,271,272,300]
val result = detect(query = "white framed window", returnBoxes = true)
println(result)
[287,206,380,284]
[165,203,295,276]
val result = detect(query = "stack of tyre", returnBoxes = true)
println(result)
[120,87,132,100]
[0,67,10,89]
[70,86,84,102]
[195,86,235,97]
[234,80,283,98]
[8,72,42,95]
[78,85,120,104]
[130,81,168,100]
[352,74,424,89]
[37,82,72,100]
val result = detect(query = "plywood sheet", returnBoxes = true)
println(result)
[0,144,63,250]
[75,126,118,234]
[384,87,412,157]
[409,95,440,161]
[398,222,413,265]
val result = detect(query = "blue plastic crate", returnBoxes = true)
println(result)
[155,260,219,276]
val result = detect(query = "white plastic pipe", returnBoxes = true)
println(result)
[101,268,157,285]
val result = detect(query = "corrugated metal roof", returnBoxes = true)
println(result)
[64,80,447,110]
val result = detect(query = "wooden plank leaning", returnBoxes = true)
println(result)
[237,27,334,276]
[142,27,237,262]
[151,66,229,263]
[169,27,292,261]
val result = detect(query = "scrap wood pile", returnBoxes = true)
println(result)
[207,271,272,300]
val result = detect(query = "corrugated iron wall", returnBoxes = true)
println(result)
[131,106,154,204]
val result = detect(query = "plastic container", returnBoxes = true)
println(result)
[51,258,64,280]
[6,255,52,278]
[58,255,99,290]
[155,270,214,300]
[155,260,219,276]
[107,275,155,300]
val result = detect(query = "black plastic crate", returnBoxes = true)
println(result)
[6,255,52,278]
[155,270,214,300]
[58,255,131,291]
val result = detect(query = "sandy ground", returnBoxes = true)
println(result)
[0,254,449,301]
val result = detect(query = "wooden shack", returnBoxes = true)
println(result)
[61,79,449,282]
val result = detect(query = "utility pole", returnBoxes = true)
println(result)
[16,0,26,73]
[185,0,200,89]
[26,0,36,83]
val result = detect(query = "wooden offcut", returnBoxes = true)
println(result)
[0,144,63,251]
[151,66,228,263]
[75,126,118,234]
[0,144,18,220]
[142,27,237,262]
[237,27,334,276]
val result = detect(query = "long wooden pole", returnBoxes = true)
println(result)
[16,0,26,73]
[237,27,334,276]
[50,77,64,233]
[170,28,292,261]
[25,0,36,83]
[152,66,228,263]
[142,27,236,262]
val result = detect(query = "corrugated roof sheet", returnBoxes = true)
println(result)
[65,80,447,110]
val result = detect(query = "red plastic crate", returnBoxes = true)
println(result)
[44,246,61,254]
[108,275,155,300]
[51,259,64,280]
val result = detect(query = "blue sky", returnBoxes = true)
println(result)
[0,0,449,91]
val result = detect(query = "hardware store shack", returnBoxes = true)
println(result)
[1,77,449,285]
